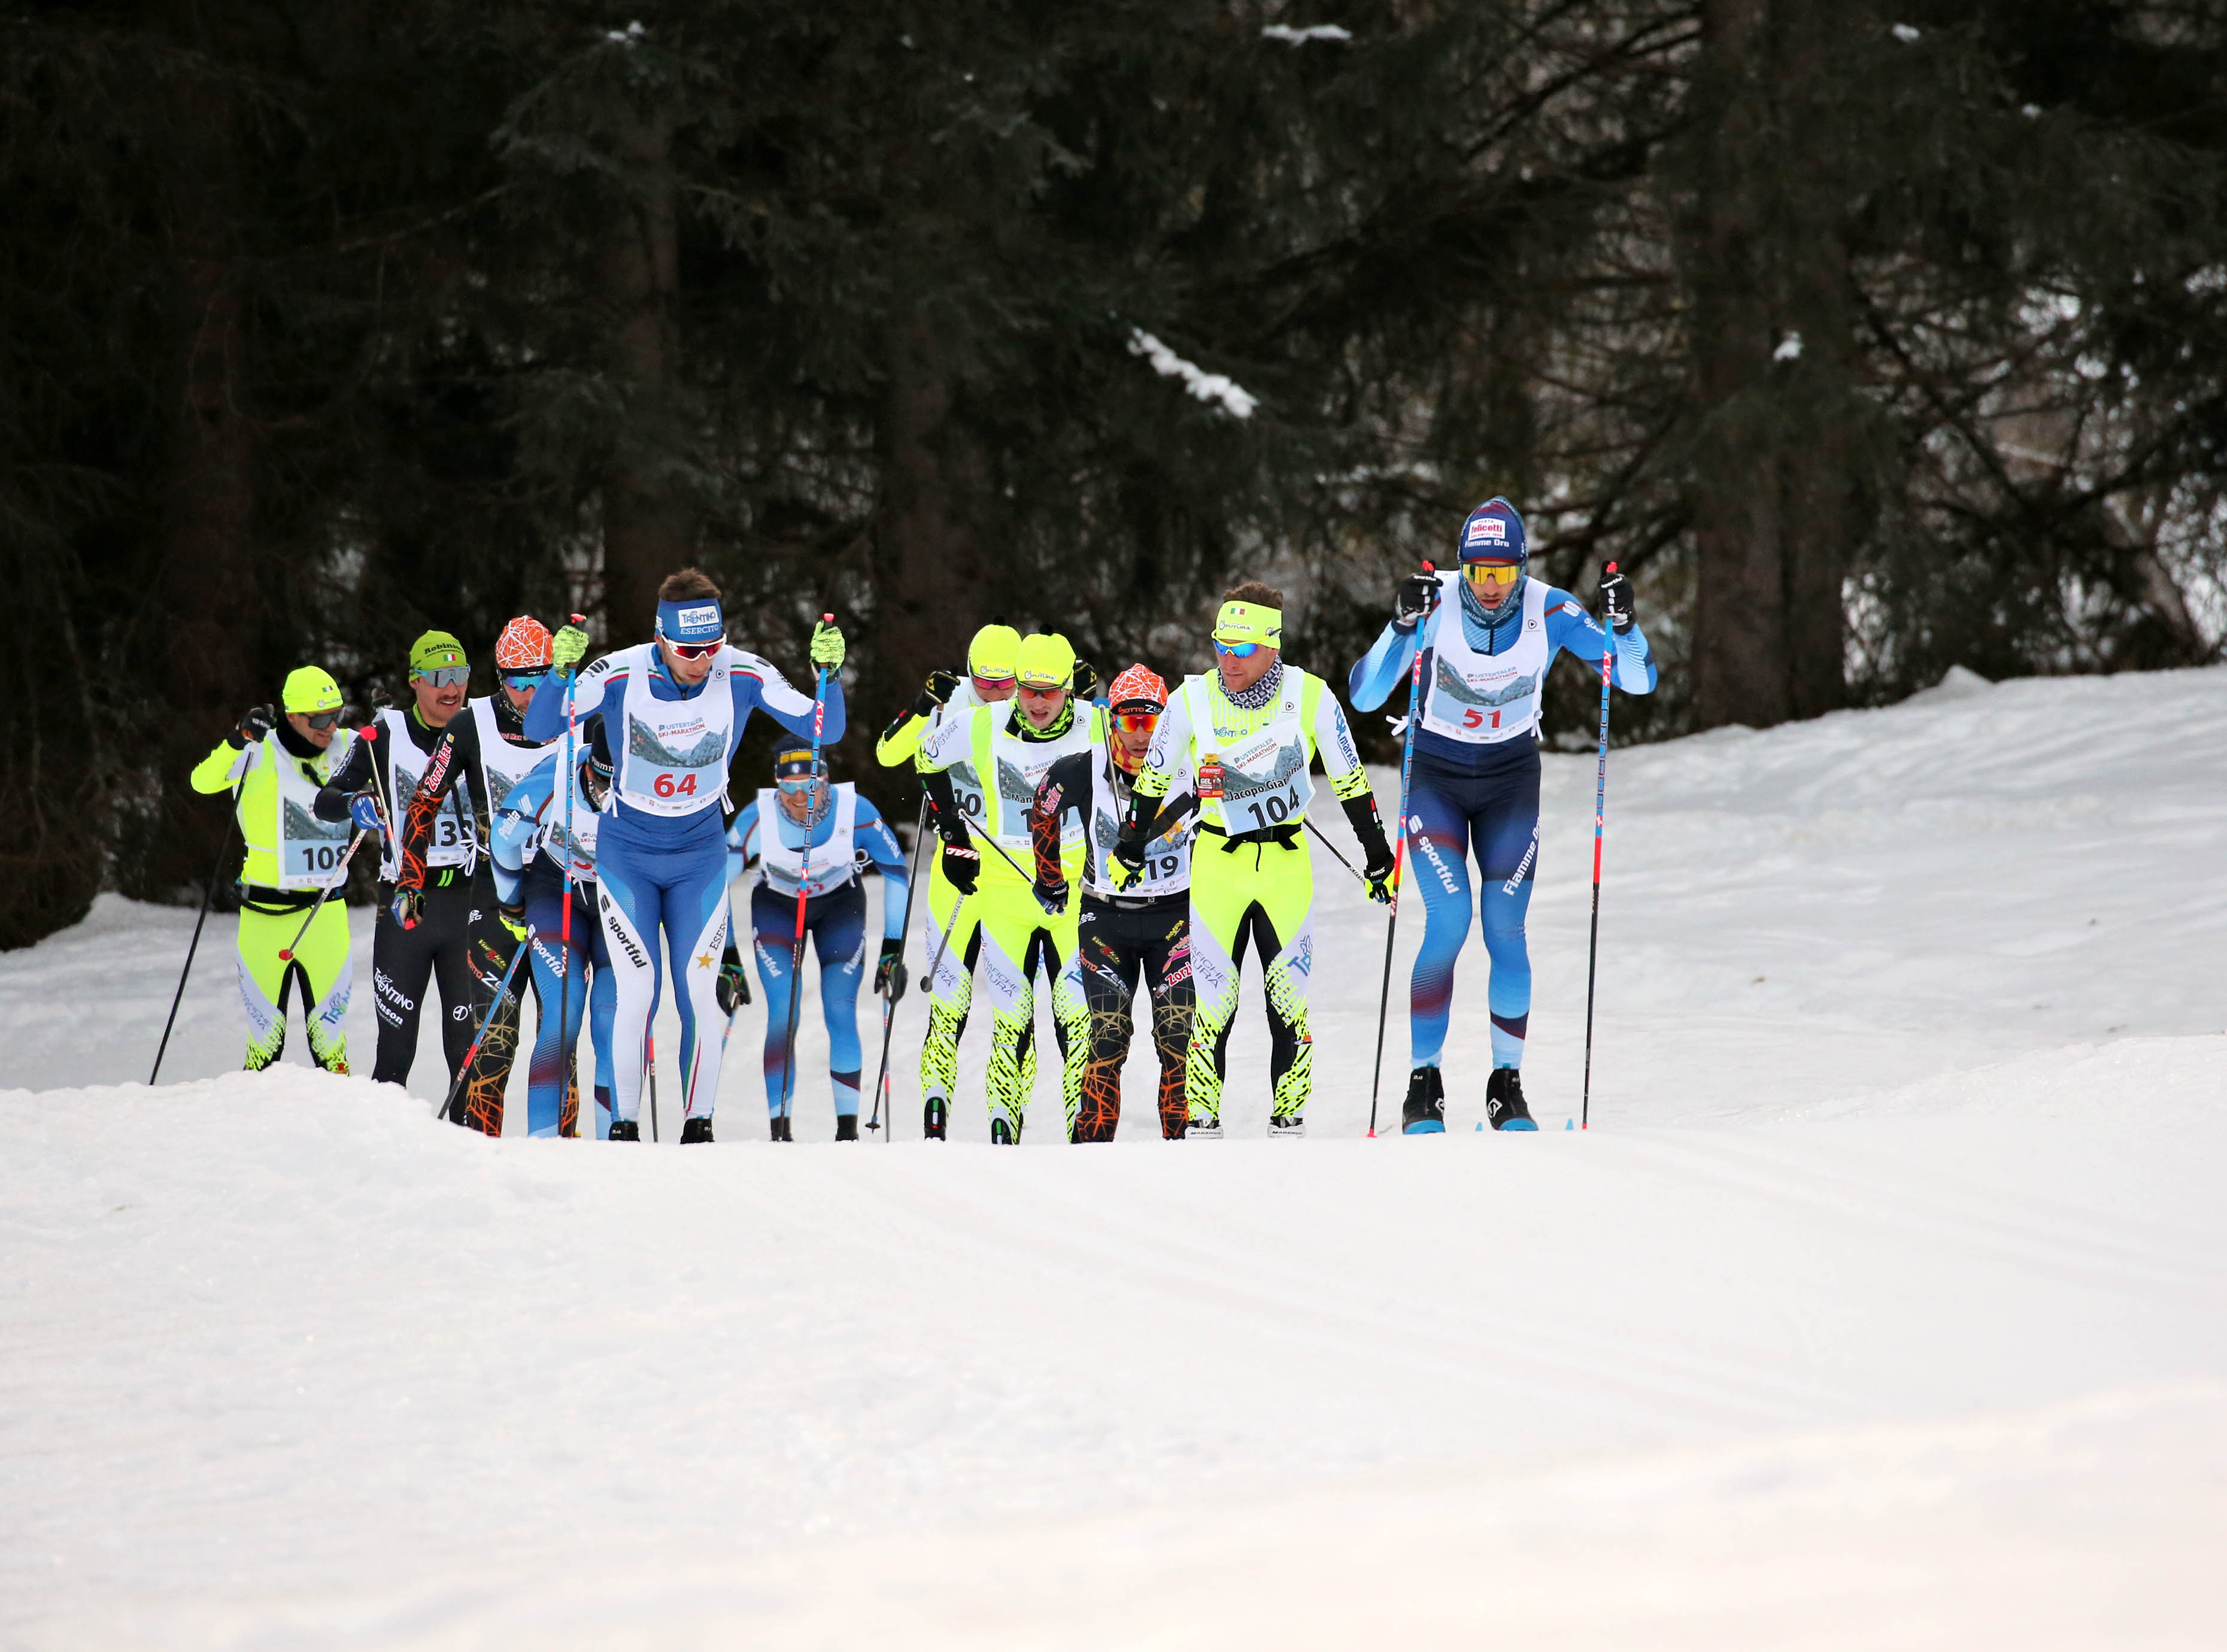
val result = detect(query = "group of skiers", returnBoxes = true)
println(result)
[191,496,1656,1140]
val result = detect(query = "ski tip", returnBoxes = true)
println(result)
[1565,1117,1574,1131]
[1476,1120,1484,1131]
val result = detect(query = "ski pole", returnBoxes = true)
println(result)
[557,616,584,1134]
[867,798,932,1138]
[1581,564,1619,1131]
[779,620,835,1123]
[435,927,533,1121]
[1300,816,1368,888]
[1367,562,1433,1138]
[150,767,248,1086]
[646,1028,660,1142]
[277,827,371,962]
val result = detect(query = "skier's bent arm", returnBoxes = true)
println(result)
[190,739,257,793]
[1028,750,1094,887]
[1544,591,1658,695]
[1348,621,1421,712]
[1130,693,1192,804]
[738,655,847,745]
[724,803,761,888]
[854,799,911,939]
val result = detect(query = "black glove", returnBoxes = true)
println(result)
[1032,873,1068,916]
[915,668,961,717]
[1395,574,1438,629]
[940,841,979,895]
[717,939,751,1016]
[1072,660,1100,704]
[1109,832,1148,891]
[1342,792,1397,906]
[234,703,276,746]
[873,937,908,1003]
[1598,565,1635,634]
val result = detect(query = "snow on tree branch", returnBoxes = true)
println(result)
[1261,25,1352,45]
[1128,330,1258,420]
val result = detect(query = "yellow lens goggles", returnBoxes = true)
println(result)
[1463,561,1521,588]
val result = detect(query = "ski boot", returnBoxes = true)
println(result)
[608,1119,641,1142]
[923,1094,949,1140]
[1486,1067,1537,1131]
[1402,1066,1446,1134]
[1187,1114,1224,1140]
[1267,1112,1306,1140]
[990,1116,1018,1145]
[769,1115,793,1142]
[835,1114,860,1141]
[679,1116,714,1144]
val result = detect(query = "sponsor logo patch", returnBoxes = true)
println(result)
[675,603,720,633]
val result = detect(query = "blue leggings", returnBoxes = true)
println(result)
[522,863,616,1137]
[1404,747,1541,1070]
[596,820,732,1123]
[748,879,867,1117]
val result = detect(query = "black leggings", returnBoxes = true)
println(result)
[370,870,517,1113]
[1075,893,1194,1141]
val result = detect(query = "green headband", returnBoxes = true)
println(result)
[1212,600,1282,648]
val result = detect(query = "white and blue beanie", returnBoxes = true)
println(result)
[656,596,725,646]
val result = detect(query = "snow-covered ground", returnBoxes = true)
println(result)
[6,665,2227,1647]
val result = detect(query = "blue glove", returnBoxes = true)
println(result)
[348,792,383,833]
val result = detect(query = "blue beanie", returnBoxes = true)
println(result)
[656,596,725,646]
[1458,497,1527,566]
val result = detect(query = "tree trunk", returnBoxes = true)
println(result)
[153,62,261,897]
[872,303,997,706]
[599,108,691,640]
[1683,0,1856,730]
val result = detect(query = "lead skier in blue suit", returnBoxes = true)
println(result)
[532,567,846,1143]
[1349,498,1656,1133]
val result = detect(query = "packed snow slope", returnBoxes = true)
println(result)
[7,664,2227,1648]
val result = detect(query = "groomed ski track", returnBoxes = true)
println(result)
[7,664,2227,1647]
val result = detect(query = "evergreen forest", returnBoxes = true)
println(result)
[6,0,2226,946]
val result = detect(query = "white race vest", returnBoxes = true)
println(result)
[1419,574,1551,745]
[1088,751,1193,900]
[540,759,602,882]
[268,730,357,891]
[754,784,859,899]
[471,696,560,817]
[616,644,734,818]
[979,700,1097,854]
[919,680,992,830]
[380,709,473,879]
[1184,671,1318,836]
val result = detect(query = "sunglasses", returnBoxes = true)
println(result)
[1113,710,1160,734]
[1463,561,1521,587]
[659,631,723,660]
[502,670,550,691]
[1016,680,1066,696]
[972,673,1016,697]
[415,666,470,688]
[302,710,342,731]
[776,774,823,793]
[1213,640,1262,659]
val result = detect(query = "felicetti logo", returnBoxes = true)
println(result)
[1467,516,1507,545]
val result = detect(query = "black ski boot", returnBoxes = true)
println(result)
[608,1119,640,1142]
[679,1116,714,1144]
[923,1094,949,1140]
[1401,1066,1446,1135]
[990,1116,1017,1144]
[835,1114,860,1141]
[769,1115,793,1142]
[1486,1067,1538,1132]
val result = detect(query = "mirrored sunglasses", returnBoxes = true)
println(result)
[415,666,470,688]
[302,709,342,730]
[1463,561,1521,587]
[1016,679,1066,695]
[1113,710,1160,734]
[776,775,823,794]
[971,673,1016,697]
[502,670,550,691]
[1213,640,1261,659]
[665,637,721,660]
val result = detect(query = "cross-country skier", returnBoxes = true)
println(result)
[1116,584,1395,1138]
[387,617,566,1131]
[314,630,503,1097]
[530,569,846,1144]
[1028,664,1196,1140]
[916,633,1100,1143]
[190,667,360,1073]
[874,622,1019,1139]
[724,749,910,1140]
[1347,497,1657,1132]
[489,741,615,1137]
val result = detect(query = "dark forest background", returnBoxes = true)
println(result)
[7,0,2227,948]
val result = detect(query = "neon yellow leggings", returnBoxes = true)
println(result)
[236,900,351,1073]
[972,874,1087,1140]
[1185,833,1315,1125]
[920,859,983,1104]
